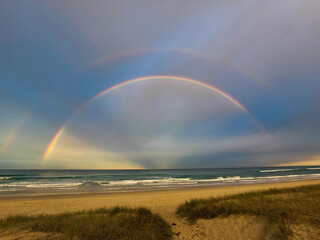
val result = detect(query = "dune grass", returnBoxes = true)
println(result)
[176,184,320,240]
[0,206,173,240]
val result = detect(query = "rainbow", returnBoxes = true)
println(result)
[42,125,67,161]
[90,47,269,88]
[42,75,263,161]
[0,112,30,153]
[87,75,248,112]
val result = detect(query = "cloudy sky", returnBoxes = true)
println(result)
[1,0,320,169]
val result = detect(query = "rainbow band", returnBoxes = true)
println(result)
[1,112,31,153]
[42,125,66,161]
[90,47,269,88]
[43,75,260,162]
[88,75,248,112]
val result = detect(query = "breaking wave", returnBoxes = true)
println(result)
[260,169,295,173]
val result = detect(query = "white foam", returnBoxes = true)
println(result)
[107,177,195,186]
[0,177,11,180]
[0,182,82,189]
[1,173,320,192]
[260,169,294,173]
[24,183,82,188]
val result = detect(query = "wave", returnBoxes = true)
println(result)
[106,174,320,186]
[0,177,11,180]
[0,174,27,177]
[260,169,295,173]
[1,174,320,192]
[197,176,244,184]
[0,182,82,189]
[80,181,110,187]
[249,173,320,180]
[4,176,84,181]
[107,177,194,186]
[307,167,320,170]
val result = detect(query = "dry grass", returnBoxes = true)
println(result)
[0,206,173,240]
[176,184,320,240]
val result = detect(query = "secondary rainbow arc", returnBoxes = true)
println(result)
[42,75,263,162]
[0,112,31,153]
[90,47,269,88]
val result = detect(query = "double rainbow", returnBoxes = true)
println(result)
[43,75,262,162]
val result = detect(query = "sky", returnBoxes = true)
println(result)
[0,0,320,169]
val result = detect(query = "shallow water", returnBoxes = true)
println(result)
[0,167,320,196]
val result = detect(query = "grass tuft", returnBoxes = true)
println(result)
[176,184,320,240]
[0,206,173,240]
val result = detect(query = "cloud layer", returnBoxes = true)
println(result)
[0,0,320,168]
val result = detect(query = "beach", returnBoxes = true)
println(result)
[1,179,320,239]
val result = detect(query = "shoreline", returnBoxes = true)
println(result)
[1,174,320,198]
[1,178,320,200]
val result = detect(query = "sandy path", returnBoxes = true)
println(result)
[1,179,320,239]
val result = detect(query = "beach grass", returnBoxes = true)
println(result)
[176,184,320,240]
[0,206,173,240]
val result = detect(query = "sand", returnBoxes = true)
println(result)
[1,179,320,240]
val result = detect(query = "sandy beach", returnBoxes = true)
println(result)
[1,179,320,239]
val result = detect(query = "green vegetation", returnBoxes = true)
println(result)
[176,184,320,240]
[0,206,173,240]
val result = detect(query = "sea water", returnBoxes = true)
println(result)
[0,167,320,196]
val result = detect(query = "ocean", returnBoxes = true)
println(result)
[1,167,320,196]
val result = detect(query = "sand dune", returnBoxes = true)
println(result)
[1,179,320,240]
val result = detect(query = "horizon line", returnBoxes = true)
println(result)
[1,165,320,171]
